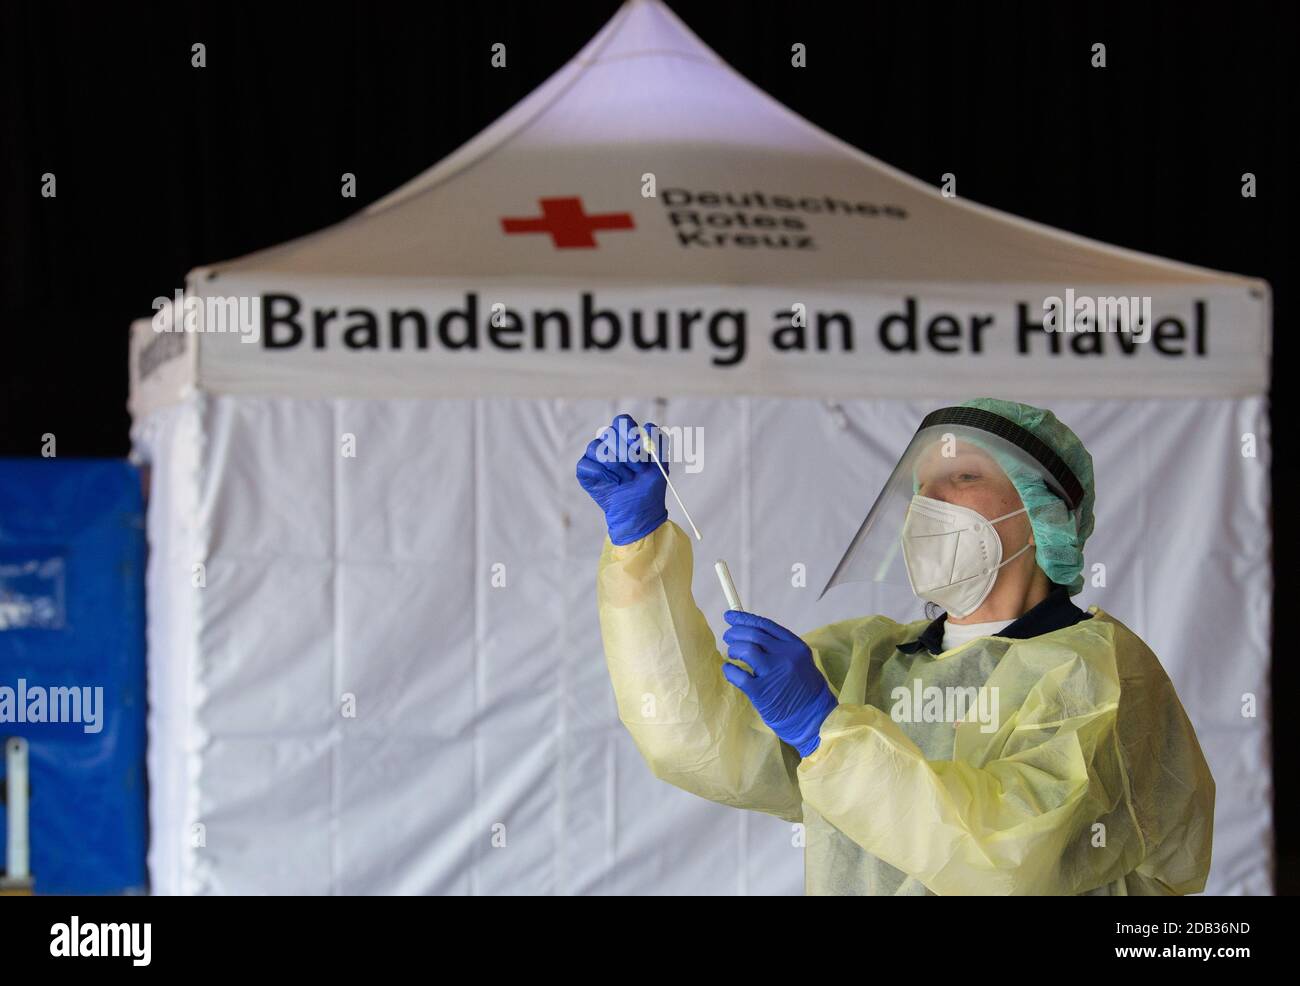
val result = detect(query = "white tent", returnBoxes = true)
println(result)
[130,0,1272,894]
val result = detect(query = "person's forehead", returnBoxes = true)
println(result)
[915,439,1000,470]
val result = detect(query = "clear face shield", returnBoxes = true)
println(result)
[819,407,1085,607]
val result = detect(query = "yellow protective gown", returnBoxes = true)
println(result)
[597,522,1215,896]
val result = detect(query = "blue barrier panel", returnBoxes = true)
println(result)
[0,458,147,894]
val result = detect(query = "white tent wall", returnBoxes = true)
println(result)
[131,397,204,893]
[129,392,1272,894]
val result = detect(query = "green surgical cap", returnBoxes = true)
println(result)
[957,398,1096,595]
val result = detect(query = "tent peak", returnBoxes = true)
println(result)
[580,0,726,66]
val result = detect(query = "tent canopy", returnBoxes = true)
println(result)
[203,0,1260,288]
[125,0,1269,408]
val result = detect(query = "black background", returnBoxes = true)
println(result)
[2,0,1294,892]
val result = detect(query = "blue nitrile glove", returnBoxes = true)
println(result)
[576,413,669,545]
[721,610,839,757]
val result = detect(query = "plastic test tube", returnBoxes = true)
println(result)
[714,559,743,612]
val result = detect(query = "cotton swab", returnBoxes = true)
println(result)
[639,424,702,541]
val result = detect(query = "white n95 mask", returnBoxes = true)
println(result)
[901,495,1032,617]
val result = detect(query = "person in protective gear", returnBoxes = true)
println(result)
[577,402,1215,895]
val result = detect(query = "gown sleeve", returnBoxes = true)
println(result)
[597,521,803,822]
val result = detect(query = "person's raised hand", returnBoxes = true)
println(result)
[576,413,669,545]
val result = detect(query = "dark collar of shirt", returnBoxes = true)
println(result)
[897,584,1092,656]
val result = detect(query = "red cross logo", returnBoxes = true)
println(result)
[500,196,635,249]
